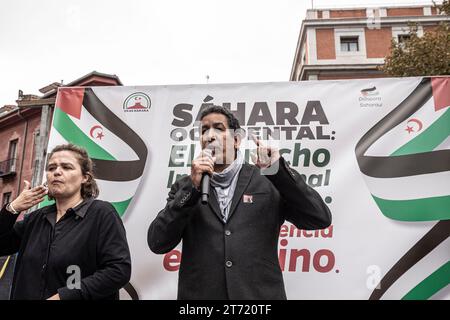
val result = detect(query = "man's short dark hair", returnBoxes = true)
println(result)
[199,105,241,131]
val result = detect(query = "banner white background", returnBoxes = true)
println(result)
[46,77,450,299]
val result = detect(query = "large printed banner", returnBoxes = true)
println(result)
[45,77,449,299]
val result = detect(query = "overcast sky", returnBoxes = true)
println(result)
[0,0,437,105]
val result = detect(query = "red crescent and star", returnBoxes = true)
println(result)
[405,118,423,134]
[89,125,105,140]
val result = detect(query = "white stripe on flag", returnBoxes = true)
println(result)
[381,236,450,300]
[45,129,141,204]
[96,178,141,203]
[435,135,450,152]
[46,128,69,157]
[68,106,139,161]
[362,171,450,201]
[366,98,446,156]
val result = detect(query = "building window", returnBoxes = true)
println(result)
[397,34,411,44]
[340,36,359,52]
[392,26,424,48]
[2,192,12,207]
[7,139,18,172]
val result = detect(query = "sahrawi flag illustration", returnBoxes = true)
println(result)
[356,77,450,300]
[42,87,148,219]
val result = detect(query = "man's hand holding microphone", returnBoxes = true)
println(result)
[191,145,216,204]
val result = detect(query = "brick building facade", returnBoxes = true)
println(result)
[0,71,122,205]
[0,71,122,299]
[290,4,450,81]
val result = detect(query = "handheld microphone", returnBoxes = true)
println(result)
[200,145,215,205]
[201,173,210,205]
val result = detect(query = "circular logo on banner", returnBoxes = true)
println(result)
[123,92,151,112]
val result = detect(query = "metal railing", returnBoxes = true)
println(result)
[0,158,17,177]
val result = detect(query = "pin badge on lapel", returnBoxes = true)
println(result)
[243,194,253,203]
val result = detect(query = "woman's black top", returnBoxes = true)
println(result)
[0,198,131,300]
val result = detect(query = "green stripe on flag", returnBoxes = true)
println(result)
[392,108,450,156]
[372,195,450,221]
[402,261,450,300]
[38,196,55,209]
[111,198,132,217]
[53,108,116,161]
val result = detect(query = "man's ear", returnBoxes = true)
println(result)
[234,128,245,149]
[234,130,243,149]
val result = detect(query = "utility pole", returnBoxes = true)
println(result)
[30,104,52,210]
[32,104,52,186]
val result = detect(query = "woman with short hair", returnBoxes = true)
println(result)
[0,143,131,300]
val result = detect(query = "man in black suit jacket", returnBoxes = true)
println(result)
[148,105,332,300]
